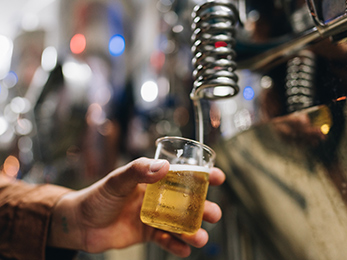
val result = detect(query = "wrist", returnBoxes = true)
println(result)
[47,191,83,251]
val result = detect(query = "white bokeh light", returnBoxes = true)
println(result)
[62,61,92,85]
[41,46,57,71]
[141,80,158,102]
[0,35,13,79]
[0,117,8,136]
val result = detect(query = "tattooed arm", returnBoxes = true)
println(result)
[0,174,74,260]
[0,157,225,259]
[47,157,225,258]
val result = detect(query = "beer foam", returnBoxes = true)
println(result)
[169,164,210,174]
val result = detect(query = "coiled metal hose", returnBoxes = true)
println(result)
[190,0,240,100]
[285,50,315,112]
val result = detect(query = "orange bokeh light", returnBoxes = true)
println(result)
[3,155,20,178]
[336,96,346,101]
[70,34,86,54]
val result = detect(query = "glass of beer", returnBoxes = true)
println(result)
[140,136,216,234]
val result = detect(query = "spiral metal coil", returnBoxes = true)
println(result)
[190,0,239,100]
[285,50,316,113]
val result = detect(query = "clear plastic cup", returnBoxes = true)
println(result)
[140,136,216,234]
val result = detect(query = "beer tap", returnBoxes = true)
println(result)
[285,50,316,113]
[190,0,240,101]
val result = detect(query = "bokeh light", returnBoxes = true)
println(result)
[243,86,255,100]
[86,103,106,126]
[141,80,158,102]
[15,118,33,135]
[109,34,125,56]
[2,155,20,178]
[0,35,13,79]
[41,46,58,71]
[3,71,18,88]
[320,123,330,135]
[62,61,92,85]
[0,35,12,58]
[70,34,86,54]
[10,97,31,114]
[0,117,8,136]
[150,51,165,71]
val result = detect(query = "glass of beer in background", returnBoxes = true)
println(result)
[140,136,216,234]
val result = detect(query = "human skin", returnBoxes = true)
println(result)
[47,157,225,258]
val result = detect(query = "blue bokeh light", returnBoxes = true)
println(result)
[109,34,125,56]
[243,86,255,100]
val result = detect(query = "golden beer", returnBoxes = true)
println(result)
[140,164,210,234]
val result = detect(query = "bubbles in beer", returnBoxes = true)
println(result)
[140,165,209,234]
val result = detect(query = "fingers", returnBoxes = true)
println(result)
[209,167,226,186]
[151,200,220,255]
[178,228,209,248]
[152,228,209,258]
[203,200,222,223]
[152,230,191,257]
[104,158,225,197]
[126,157,170,184]
[104,157,170,197]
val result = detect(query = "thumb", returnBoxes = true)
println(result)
[104,157,169,197]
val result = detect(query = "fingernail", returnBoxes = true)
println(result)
[150,160,166,173]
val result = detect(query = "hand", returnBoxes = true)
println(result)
[47,157,225,258]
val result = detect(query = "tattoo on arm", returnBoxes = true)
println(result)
[62,216,69,233]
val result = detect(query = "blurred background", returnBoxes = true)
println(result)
[0,0,196,259]
[0,0,202,259]
[0,0,197,187]
[2,0,347,259]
